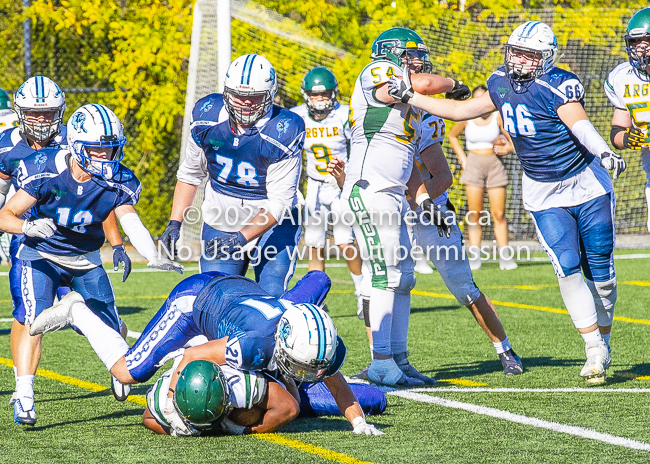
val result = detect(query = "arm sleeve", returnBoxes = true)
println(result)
[119,212,158,262]
[570,119,611,157]
[177,135,208,186]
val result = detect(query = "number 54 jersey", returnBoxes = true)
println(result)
[342,60,423,198]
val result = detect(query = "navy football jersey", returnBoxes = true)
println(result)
[192,273,341,373]
[17,147,141,256]
[487,67,594,182]
[189,93,305,200]
[0,126,68,189]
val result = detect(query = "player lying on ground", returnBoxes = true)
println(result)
[31,271,383,436]
[389,21,623,384]
[142,356,387,436]
[0,104,181,425]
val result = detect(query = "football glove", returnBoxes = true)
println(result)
[446,79,471,101]
[623,127,649,150]
[204,231,248,259]
[164,397,199,437]
[147,255,184,274]
[22,218,56,239]
[420,198,451,239]
[159,220,182,257]
[388,67,414,104]
[352,417,384,436]
[600,152,627,180]
[112,244,132,282]
[220,417,246,436]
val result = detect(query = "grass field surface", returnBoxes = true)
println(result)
[2,253,650,463]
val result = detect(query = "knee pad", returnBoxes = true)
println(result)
[396,272,416,294]
[586,278,616,327]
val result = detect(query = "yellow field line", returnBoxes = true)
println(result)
[254,434,375,464]
[438,379,487,387]
[411,290,650,326]
[0,357,372,463]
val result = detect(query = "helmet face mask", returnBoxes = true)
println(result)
[175,360,230,430]
[301,67,339,119]
[223,54,278,128]
[504,21,558,90]
[625,9,650,75]
[14,76,65,144]
[67,104,127,181]
[273,303,337,384]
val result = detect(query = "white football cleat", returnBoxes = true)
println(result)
[367,358,425,387]
[14,396,36,425]
[111,376,130,402]
[29,291,85,336]
[580,340,611,384]
[499,252,518,271]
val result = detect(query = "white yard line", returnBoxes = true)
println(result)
[389,390,650,452]
[412,387,650,393]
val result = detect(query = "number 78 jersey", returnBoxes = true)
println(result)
[343,60,423,197]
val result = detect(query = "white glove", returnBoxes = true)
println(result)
[600,152,627,180]
[22,218,57,238]
[164,397,199,437]
[220,417,246,436]
[147,255,184,274]
[352,416,384,436]
[387,65,414,104]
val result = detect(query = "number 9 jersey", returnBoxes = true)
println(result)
[342,60,423,198]
[290,102,351,181]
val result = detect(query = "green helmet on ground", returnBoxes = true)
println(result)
[370,27,432,73]
[0,89,12,116]
[301,67,339,119]
[175,360,230,429]
[626,8,650,74]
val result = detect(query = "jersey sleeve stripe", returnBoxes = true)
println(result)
[244,372,252,409]
[535,79,569,102]
[20,172,58,187]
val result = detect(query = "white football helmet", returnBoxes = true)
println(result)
[67,104,127,180]
[504,21,558,85]
[223,54,278,127]
[274,302,337,383]
[14,76,66,143]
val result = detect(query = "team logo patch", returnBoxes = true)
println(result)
[52,187,66,201]
[498,86,509,98]
[252,348,266,367]
[276,119,290,135]
[278,317,292,348]
[267,68,276,84]
[71,113,87,133]
[200,100,213,115]
[209,138,224,149]
[34,153,47,170]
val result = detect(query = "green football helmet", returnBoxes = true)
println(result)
[0,89,12,116]
[370,27,432,73]
[301,67,339,119]
[626,8,650,74]
[175,360,230,430]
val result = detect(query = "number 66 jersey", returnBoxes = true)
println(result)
[487,66,613,211]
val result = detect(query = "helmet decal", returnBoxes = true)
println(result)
[71,113,87,133]
[278,317,291,348]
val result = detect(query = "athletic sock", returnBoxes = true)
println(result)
[15,375,35,399]
[580,329,603,345]
[369,288,395,356]
[602,333,611,351]
[558,273,598,329]
[390,291,411,355]
[72,303,129,371]
[493,336,512,355]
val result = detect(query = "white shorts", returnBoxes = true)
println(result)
[304,178,354,248]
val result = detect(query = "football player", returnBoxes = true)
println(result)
[0,103,182,425]
[341,27,470,387]
[290,67,364,314]
[160,54,305,297]
[606,8,650,229]
[31,271,383,436]
[0,78,131,415]
[391,21,623,384]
